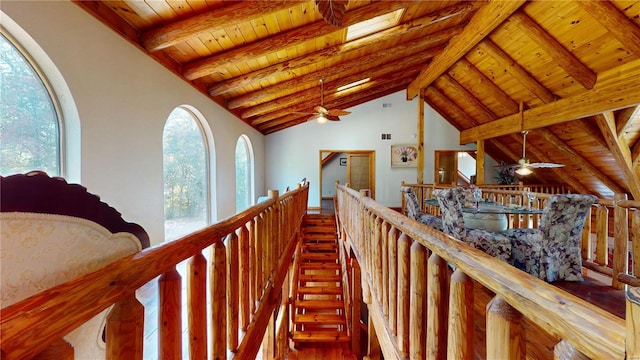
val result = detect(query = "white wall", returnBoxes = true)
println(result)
[266,91,492,208]
[2,1,266,245]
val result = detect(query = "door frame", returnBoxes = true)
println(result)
[319,149,375,206]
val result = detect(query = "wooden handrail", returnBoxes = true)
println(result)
[337,184,629,359]
[0,183,309,359]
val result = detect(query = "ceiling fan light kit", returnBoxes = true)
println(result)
[295,78,351,124]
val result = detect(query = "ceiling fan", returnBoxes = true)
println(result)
[504,130,565,176]
[296,79,351,124]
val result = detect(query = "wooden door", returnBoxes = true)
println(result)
[347,152,375,199]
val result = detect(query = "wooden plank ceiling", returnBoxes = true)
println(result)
[74,0,640,200]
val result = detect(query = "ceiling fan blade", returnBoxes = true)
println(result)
[326,109,351,116]
[307,114,320,122]
[326,115,341,121]
[314,105,329,114]
[293,111,319,115]
[529,162,565,168]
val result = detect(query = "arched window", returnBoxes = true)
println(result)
[0,32,61,176]
[235,135,254,212]
[163,106,209,241]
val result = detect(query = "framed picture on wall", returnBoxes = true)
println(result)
[391,144,418,168]
[339,158,347,166]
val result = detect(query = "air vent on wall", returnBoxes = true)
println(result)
[382,103,392,108]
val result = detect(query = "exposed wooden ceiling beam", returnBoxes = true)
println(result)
[449,58,519,115]
[460,65,640,144]
[140,1,296,52]
[437,74,495,124]
[594,112,640,199]
[509,12,596,90]
[226,26,460,111]
[615,106,638,137]
[185,1,478,84]
[241,49,438,120]
[475,40,556,104]
[407,0,525,99]
[537,128,626,194]
[577,0,640,57]
[254,73,416,128]
[215,16,468,99]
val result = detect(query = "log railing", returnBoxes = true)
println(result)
[336,184,637,359]
[0,182,309,360]
[402,182,639,289]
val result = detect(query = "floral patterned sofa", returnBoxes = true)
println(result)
[435,188,512,262]
[0,171,149,358]
[401,186,443,230]
[500,194,598,282]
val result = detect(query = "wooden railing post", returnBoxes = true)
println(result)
[227,232,240,351]
[33,338,74,360]
[486,296,524,360]
[627,287,640,358]
[447,269,474,360]
[427,253,448,360]
[106,294,144,360]
[159,268,182,360]
[613,193,629,289]
[188,252,208,360]
[351,258,362,358]
[397,233,411,357]
[410,241,428,360]
[387,226,398,336]
[553,340,589,360]
[594,205,609,266]
[239,225,251,330]
[211,239,227,360]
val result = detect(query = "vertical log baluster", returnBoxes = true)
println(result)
[486,296,524,360]
[631,210,639,277]
[580,206,592,261]
[595,206,609,267]
[427,253,448,360]
[227,232,240,351]
[397,233,410,357]
[410,241,427,360]
[627,287,640,358]
[447,269,474,360]
[388,226,398,336]
[33,338,74,360]
[381,221,390,316]
[159,269,182,360]
[248,219,257,315]
[187,253,207,360]
[553,340,589,359]
[374,216,383,305]
[613,193,629,289]
[211,239,227,360]
[351,258,362,358]
[239,225,251,330]
[106,294,144,360]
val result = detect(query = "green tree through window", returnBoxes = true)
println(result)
[0,33,60,176]
[235,136,252,211]
[163,107,208,241]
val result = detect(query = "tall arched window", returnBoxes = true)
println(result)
[235,135,254,212]
[163,106,209,241]
[0,32,61,176]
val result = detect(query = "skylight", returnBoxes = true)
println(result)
[346,9,404,41]
[337,78,370,92]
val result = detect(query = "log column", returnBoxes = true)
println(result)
[187,253,207,360]
[627,287,640,359]
[486,296,524,360]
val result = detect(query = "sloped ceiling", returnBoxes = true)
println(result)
[74,0,640,200]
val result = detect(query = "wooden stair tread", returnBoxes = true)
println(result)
[299,273,341,281]
[294,313,345,324]
[301,253,338,260]
[291,330,349,342]
[296,299,344,309]
[298,286,343,295]
[300,263,340,270]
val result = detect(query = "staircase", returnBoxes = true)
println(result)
[291,214,349,346]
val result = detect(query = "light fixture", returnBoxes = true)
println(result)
[337,78,370,92]
[515,166,533,176]
[316,114,328,124]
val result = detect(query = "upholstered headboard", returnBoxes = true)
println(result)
[1,171,149,248]
[0,171,150,358]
